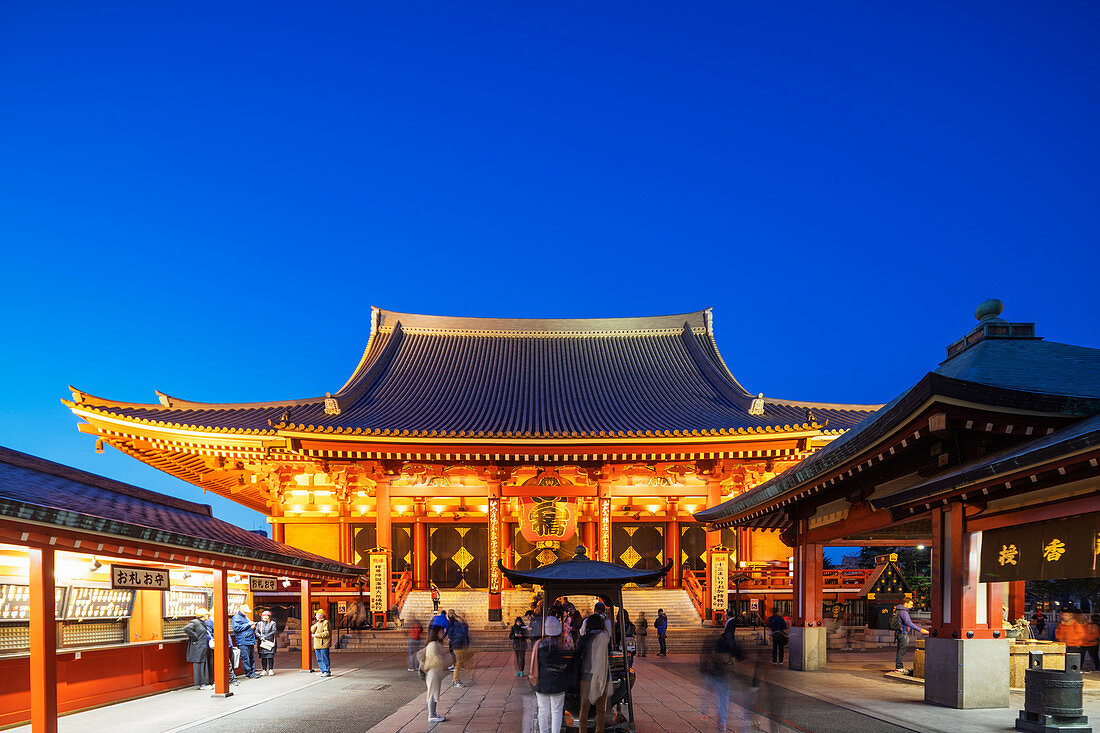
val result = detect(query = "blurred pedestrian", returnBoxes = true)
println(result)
[406,616,423,672]
[655,608,668,656]
[699,623,743,730]
[528,616,572,733]
[256,609,278,676]
[578,618,611,733]
[184,610,210,689]
[231,604,259,679]
[892,599,928,673]
[451,612,472,687]
[205,611,240,687]
[636,611,648,657]
[616,608,636,666]
[1056,609,1089,662]
[1085,615,1100,671]
[311,610,332,677]
[510,616,528,676]
[447,609,458,670]
[418,625,448,723]
[430,583,441,611]
[765,607,788,665]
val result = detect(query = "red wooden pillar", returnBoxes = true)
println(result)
[582,508,597,556]
[211,568,232,697]
[705,480,722,549]
[664,500,680,589]
[376,477,392,617]
[29,547,57,733]
[986,581,1004,631]
[1007,581,1026,624]
[300,580,313,672]
[792,539,823,627]
[413,501,428,590]
[933,503,978,636]
[500,518,513,589]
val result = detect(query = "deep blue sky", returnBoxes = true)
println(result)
[1,3,1097,555]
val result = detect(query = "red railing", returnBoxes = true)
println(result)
[682,568,705,617]
[391,571,413,611]
[726,566,872,589]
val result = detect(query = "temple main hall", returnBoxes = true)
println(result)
[64,308,879,623]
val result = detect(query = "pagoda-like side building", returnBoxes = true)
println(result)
[64,308,878,624]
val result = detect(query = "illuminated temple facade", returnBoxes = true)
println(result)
[65,309,878,621]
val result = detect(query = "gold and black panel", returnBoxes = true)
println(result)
[429,524,488,588]
[611,523,663,586]
[352,523,413,572]
[512,526,580,571]
[680,525,737,571]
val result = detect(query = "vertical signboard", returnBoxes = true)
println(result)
[369,551,388,615]
[711,551,729,613]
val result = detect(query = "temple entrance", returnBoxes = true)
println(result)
[612,523,664,586]
[353,523,412,572]
[429,524,488,588]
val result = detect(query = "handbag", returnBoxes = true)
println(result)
[208,639,215,649]
[231,646,241,669]
[260,639,275,651]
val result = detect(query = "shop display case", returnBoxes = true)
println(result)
[62,586,135,621]
[227,591,247,614]
[162,587,212,638]
[0,583,69,653]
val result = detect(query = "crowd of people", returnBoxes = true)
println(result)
[403,597,670,731]
[1036,608,1100,670]
[183,603,334,690]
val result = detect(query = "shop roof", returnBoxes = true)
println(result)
[65,307,878,441]
[695,301,1100,529]
[499,545,671,586]
[0,447,360,577]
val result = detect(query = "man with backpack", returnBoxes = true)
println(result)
[892,599,928,673]
[654,608,669,656]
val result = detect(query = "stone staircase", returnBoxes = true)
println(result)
[398,587,704,629]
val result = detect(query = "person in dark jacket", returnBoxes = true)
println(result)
[654,609,668,656]
[510,616,528,677]
[255,609,278,676]
[528,616,572,733]
[231,604,259,679]
[700,625,744,730]
[184,611,211,689]
[765,608,789,665]
[205,611,240,686]
[450,613,472,686]
[893,600,928,673]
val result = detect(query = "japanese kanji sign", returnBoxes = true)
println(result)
[110,564,171,591]
[369,551,388,613]
[249,575,278,593]
[979,513,1099,582]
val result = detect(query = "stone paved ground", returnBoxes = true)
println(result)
[12,647,1100,733]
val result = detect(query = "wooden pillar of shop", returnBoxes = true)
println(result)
[488,487,503,621]
[789,533,825,670]
[925,504,1008,708]
[664,499,680,589]
[413,501,429,590]
[29,547,57,733]
[375,477,392,620]
[300,580,313,672]
[706,480,722,549]
[1007,581,1025,624]
[211,568,232,697]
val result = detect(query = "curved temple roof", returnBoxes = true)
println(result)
[65,307,879,441]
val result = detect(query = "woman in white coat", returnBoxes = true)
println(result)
[417,625,448,723]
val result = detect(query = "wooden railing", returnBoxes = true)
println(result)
[682,567,705,617]
[391,570,413,611]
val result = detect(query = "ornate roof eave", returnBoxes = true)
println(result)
[271,423,829,442]
[65,401,280,439]
[694,377,1097,530]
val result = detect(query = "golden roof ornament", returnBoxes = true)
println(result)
[748,393,765,416]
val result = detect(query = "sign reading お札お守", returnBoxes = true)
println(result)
[111,564,171,591]
[249,575,278,592]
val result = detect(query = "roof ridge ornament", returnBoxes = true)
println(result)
[749,393,765,416]
[945,299,1038,361]
[324,393,341,416]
